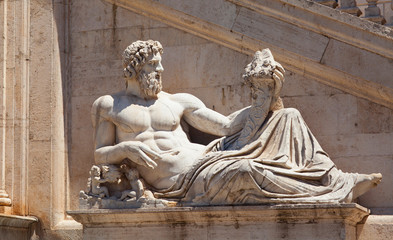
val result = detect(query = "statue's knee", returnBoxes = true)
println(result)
[280,108,301,118]
[236,160,254,174]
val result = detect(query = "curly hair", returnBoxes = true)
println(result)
[122,40,163,78]
[243,50,285,111]
[242,50,276,81]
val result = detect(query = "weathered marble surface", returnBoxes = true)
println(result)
[68,203,369,240]
[80,40,382,208]
[2,0,392,238]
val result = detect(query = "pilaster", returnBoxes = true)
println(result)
[0,0,30,216]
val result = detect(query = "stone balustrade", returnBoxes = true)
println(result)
[314,0,393,25]
[338,0,362,16]
[363,0,386,24]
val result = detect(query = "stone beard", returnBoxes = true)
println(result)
[137,70,162,97]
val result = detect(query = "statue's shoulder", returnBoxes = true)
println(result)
[169,92,205,110]
[92,95,114,112]
[91,93,122,119]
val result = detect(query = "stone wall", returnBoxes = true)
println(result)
[69,0,393,212]
[1,0,392,238]
[0,0,68,229]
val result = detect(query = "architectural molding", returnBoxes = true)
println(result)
[0,190,11,207]
[69,204,370,240]
[70,203,369,226]
[105,0,393,109]
[229,0,393,58]
[0,0,31,214]
[0,0,9,210]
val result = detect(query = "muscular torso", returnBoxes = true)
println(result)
[99,92,206,189]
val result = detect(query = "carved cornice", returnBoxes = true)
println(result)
[105,0,393,109]
[68,203,369,227]
[230,0,393,58]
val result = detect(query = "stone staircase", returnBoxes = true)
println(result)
[316,0,393,25]
[106,0,393,110]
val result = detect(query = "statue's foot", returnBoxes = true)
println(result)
[351,173,382,200]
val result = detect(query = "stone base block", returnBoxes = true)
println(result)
[68,203,369,240]
[0,214,38,240]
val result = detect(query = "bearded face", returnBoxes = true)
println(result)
[124,51,164,98]
[137,70,163,98]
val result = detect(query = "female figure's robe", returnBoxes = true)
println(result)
[155,108,358,205]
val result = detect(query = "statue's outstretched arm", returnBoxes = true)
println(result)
[174,93,251,137]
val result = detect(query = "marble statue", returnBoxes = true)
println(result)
[119,164,145,201]
[87,165,110,198]
[81,40,382,208]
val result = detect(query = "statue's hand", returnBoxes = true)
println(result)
[244,60,284,89]
[272,62,285,96]
[120,141,160,169]
[272,62,285,83]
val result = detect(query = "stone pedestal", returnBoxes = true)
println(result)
[68,203,369,240]
[0,214,38,239]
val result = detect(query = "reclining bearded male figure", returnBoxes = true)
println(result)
[91,40,381,206]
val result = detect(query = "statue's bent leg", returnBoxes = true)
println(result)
[173,108,382,205]
[350,173,382,201]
